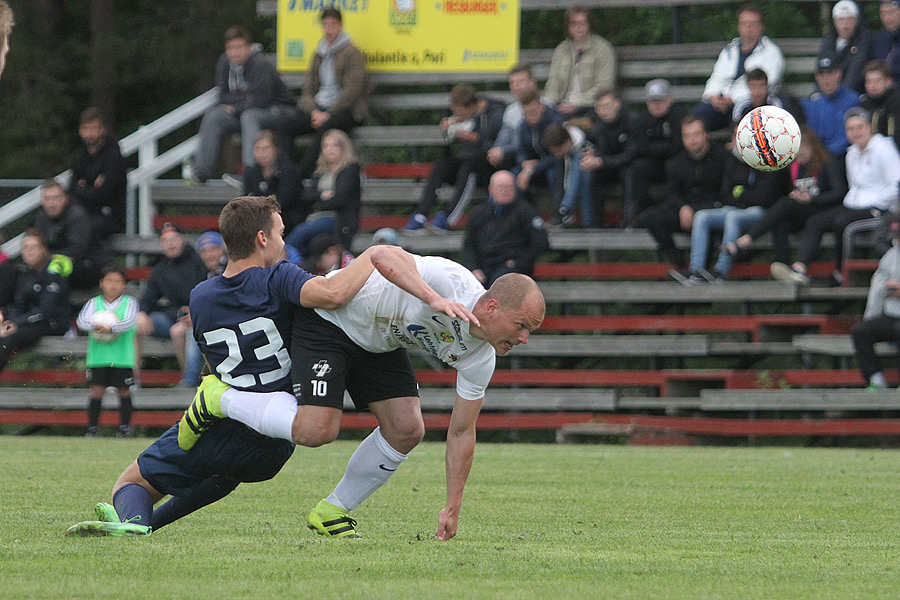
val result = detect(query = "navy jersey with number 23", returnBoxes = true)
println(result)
[190,262,314,393]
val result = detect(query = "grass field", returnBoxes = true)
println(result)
[3,436,900,599]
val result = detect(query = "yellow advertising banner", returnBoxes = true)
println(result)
[277,0,520,73]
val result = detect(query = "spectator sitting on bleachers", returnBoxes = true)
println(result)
[802,57,860,159]
[68,107,127,242]
[193,26,296,183]
[197,231,227,277]
[242,130,305,235]
[731,68,805,124]
[488,64,552,172]
[628,79,686,227]
[513,89,565,205]
[694,3,785,131]
[300,232,354,275]
[285,129,360,259]
[771,107,900,286]
[673,123,792,285]
[544,123,592,228]
[729,127,847,266]
[543,6,616,119]
[404,84,505,232]
[851,215,900,390]
[31,179,106,290]
[463,170,549,287]
[872,0,900,82]
[859,60,900,150]
[0,229,70,374]
[0,1,12,80]
[290,8,368,179]
[579,88,640,228]
[136,223,208,388]
[820,0,872,94]
[635,115,729,270]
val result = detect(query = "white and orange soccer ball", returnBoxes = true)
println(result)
[735,105,801,171]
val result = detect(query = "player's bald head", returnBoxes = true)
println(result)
[485,273,545,315]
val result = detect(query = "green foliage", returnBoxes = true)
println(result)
[4,438,900,599]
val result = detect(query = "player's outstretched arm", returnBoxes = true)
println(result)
[371,246,480,326]
[299,246,378,309]
[436,394,483,541]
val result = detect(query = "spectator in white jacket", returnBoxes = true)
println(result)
[772,107,900,285]
[851,216,900,390]
[693,3,785,131]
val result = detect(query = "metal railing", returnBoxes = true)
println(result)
[0,88,218,256]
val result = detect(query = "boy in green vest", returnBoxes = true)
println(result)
[76,265,137,438]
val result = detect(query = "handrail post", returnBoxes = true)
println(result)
[137,129,157,237]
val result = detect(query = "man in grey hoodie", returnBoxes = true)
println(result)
[851,216,900,390]
[291,8,368,178]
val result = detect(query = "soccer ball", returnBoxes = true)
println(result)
[90,310,119,342]
[736,105,801,171]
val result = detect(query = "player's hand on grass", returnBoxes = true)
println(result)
[436,506,459,541]
[429,297,479,327]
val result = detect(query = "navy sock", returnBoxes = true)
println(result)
[87,397,102,428]
[150,476,238,531]
[118,394,133,427]
[112,483,154,528]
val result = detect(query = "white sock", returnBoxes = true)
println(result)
[870,372,887,388]
[219,388,297,442]
[328,427,408,511]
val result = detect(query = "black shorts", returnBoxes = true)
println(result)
[86,367,134,389]
[138,419,294,498]
[290,307,419,411]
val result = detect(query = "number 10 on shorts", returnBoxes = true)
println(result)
[311,380,328,397]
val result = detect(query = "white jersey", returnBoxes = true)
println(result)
[316,255,496,400]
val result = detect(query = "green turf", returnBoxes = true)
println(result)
[2,437,899,599]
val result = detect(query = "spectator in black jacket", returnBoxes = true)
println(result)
[68,107,127,241]
[579,89,640,227]
[404,85,506,232]
[513,89,566,205]
[136,223,208,387]
[285,129,360,257]
[31,179,106,290]
[463,170,549,286]
[820,0,872,94]
[242,130,305,234]
[859,60,900,150]
[729,127,847,266]
[635,115,730,268]
[0,229,70,372]
[193,26,297,182]
[628,80,686,227]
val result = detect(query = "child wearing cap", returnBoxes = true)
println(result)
[196,231,227,277]
[76,265,138,438]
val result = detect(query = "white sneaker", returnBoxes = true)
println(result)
[770,262,810,285]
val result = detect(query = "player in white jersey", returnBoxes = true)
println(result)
[177,249,545,540]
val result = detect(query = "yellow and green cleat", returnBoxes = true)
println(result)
[177,375,230,451]
[94,502,119,523]
[65,520,151,537]
[307,499,361,538]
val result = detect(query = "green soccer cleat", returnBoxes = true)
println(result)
[177,374,230,450]
[307,499,361,538]
[94,502,119,523]
[65,520,151,537]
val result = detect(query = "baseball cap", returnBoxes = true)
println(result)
[832,0,859,19]
[372,227,399,246]
[816,56,838,73]
[881,0,900,8]
[158,222,181,236]
[196,231,225,250]
[644,79,672,101]
[301,233,339,273]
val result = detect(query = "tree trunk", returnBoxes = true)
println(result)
[90,0,116,126]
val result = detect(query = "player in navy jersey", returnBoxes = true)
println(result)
[66,195,380,537]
